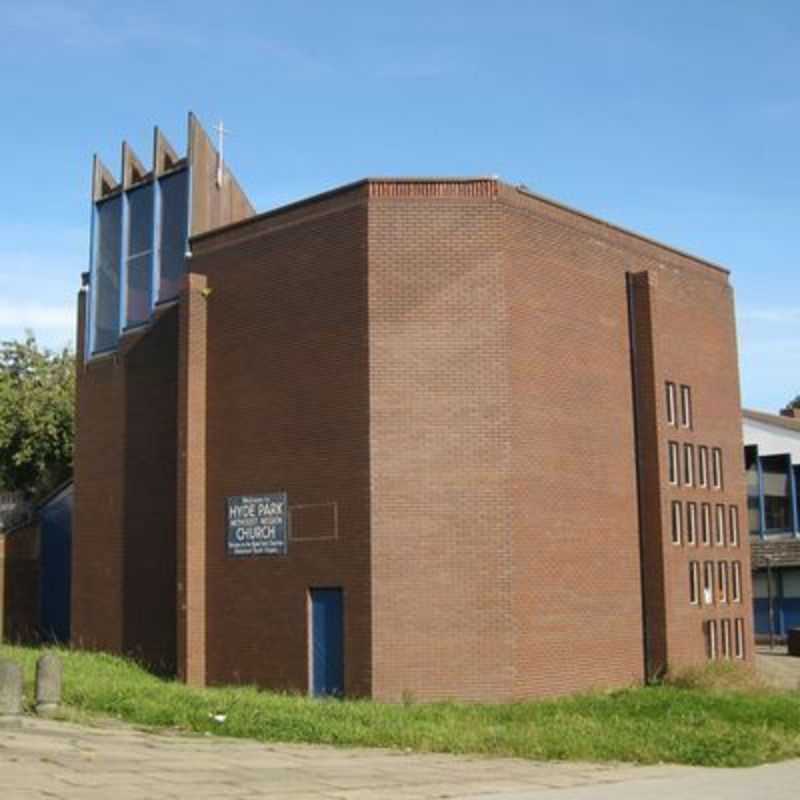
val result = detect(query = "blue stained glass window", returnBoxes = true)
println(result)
[125,183,154,328]
[93,194,122,353]
[158,169,189,302]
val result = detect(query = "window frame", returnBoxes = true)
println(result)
[721,618,731,659]
[729,505,739,547]
[732,562,742,603]
[123,181,156,331]
[707,620,718,659]
[666,382,677,426]
[671,500,683,545]
[689,561,700,605]
[760,452,795,534]
[684,443,695,487]
[717,561,728,604]
[703,561,715,605]
[701,503,711,546]
[715,504,726,546]
[668,441,680,486]
[157,167,190,305]
[712,447,723,490]
[680,385,692,429]
[698,446,709,489]
[687,502,697,546]
[90,192,124,355]
[734,618,745,659]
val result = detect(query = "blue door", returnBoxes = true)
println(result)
[310,588,344,697]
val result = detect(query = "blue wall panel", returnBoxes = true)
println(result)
[39,490,72,642]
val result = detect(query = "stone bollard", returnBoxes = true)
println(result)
[0,659,23,716]
[35,653,63,716]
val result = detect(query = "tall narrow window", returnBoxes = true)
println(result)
[671,501,683,545]
[734,618,745,658]
[718,561,728,603]
[689,562,700,605]
[703,561,715,605]
[712,448,723,490]
[701,503,711,546]
[715,504,726,546]
[698,446,709,489]
[668,442,680,485]
[732,562,742,602]
[687,502,698,546]
[666,382,677,426]
[721,619,731,658]
[158,167,190,303]
[684,444,695,486]
[680,385,692,428]
[92,194,123,353]
[125,182,155,328]
[706,620,718,659]
[729,506,740,547]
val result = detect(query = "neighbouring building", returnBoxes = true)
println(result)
[743,407,800,638]
[0,489,29,533]
[0,481,73,644]
[71,113,753,700]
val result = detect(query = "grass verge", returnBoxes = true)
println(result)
[2,644,800,767]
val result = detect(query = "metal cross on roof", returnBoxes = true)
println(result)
[214,120,231,188]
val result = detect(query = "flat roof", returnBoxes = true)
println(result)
[191,177,729,275]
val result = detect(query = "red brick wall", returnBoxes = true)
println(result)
[72,293,179,672]
[499,185,751,679]
[368,182,516,701]
[72,292,125,654]
[176,274,208,686]
[501,190,647,696]
[367,181,748,699]
[1,522,40,644]
[191,189,372,695]
[645,262,753,666]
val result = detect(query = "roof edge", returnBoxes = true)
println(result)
[189,176,731,275]
[743,408,800,431]
[190,179,370,245]
[511,185,730,276]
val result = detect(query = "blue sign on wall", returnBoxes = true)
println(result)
[226,493,288,557]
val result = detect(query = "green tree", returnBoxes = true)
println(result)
[0,334,74,499]
[788,395,800,410]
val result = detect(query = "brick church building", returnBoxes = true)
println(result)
[71,114,752,700]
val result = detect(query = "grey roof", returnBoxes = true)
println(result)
[743,408,800,433]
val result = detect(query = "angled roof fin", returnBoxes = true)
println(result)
[154,126,181,176]
[185,111,255,237]
[92,155,120,202]
[122,141,149,188]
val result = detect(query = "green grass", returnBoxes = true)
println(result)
[3,643,800,767]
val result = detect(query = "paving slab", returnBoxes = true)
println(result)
[0,716,798,799]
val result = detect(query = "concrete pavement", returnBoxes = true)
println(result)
[0,716,797,799]
[756,645,800,690]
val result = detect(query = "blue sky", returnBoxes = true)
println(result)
[0,1,796,410]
